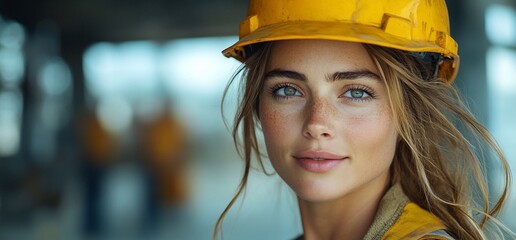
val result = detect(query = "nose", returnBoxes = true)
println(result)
[303,98,335,140]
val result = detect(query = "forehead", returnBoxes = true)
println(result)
[267,40,377,72]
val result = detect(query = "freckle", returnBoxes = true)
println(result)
[261,108,283,124]
[260,109,289,137]
[309,99,337,120]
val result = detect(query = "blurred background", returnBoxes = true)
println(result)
[0,0,514,239]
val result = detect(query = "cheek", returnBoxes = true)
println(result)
[258,98,304,162]
[346,109,397,159]
[260,107,292,146]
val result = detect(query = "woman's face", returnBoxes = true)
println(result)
[258,40,398,202]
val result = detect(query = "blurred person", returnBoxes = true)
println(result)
[137,107,190,226]
[78,109,118,236]
[215,0,513,239]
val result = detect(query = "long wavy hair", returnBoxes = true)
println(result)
[214,42,512,240]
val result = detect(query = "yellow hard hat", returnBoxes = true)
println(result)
[222,0,460,82]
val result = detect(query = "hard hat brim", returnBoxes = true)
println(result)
[222,21,459,82]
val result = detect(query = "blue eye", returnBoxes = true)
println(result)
[343,89,371,99]
[274,86,302,97]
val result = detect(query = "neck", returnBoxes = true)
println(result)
[298,174,390,240]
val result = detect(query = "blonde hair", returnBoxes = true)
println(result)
[214,42,512,239]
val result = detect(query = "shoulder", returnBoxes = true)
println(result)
[382,202,453,240]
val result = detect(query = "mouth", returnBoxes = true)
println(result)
[293,150,346,160]
[292,150,347,173]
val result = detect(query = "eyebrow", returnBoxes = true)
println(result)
[330,70,380,81]
[264,69,380,82]
[265,69,306,81]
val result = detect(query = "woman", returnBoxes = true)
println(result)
[216,0,512,239]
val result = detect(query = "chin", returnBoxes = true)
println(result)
[296,191,346,203]
[290,182,349,203]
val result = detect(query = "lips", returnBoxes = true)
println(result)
[293,151,347,173]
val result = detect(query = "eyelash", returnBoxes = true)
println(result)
[341,84,376,102]
[268,83,376,102]
[269,83,303,100]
